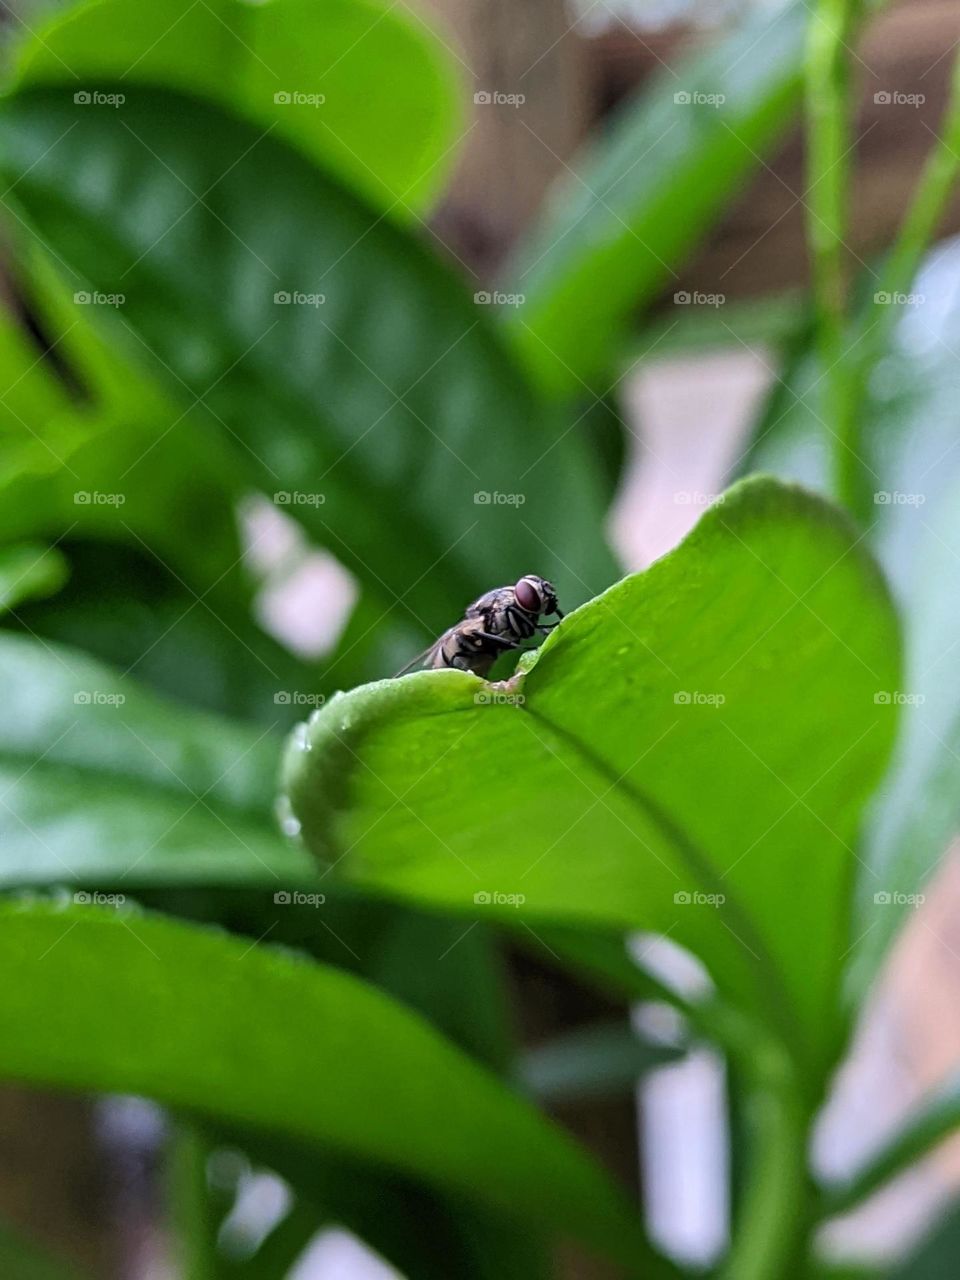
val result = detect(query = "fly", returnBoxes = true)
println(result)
[465,574,563,641]
[396,575,564,677]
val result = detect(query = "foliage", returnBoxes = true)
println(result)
[0,0,957,1276]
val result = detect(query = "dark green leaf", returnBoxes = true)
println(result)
[0,85,615,632]
[10,0,463,214]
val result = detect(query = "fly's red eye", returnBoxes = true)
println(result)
[515,578,541,612]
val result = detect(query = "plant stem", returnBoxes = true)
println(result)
[717,1042,811,1280]
[169,1124,221,1280]
[806,0,864,518]
[857,44,960,375]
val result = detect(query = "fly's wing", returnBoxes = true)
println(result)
[393,626,454,677]
[464,586,509,619]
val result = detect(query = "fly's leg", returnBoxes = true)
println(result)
[475,631,521,650]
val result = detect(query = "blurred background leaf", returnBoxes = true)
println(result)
[9,0,463,216]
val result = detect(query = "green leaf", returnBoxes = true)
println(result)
[0,85,615,629]
[503,2,808,395]
[743,245,960,998]
[0,900,643,1264]
[0,630,315,888]
[0,255,252,605]
[282,476,901,1079]
[9,0,462,215]
[0,542,67,612]
[228,1125,554,1280]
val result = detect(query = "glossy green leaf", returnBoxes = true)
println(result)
[282,476,901,1079]
[0,85,614,630]
[0,254,252,602]
[10,0,462,215]
[0,900,643,1263]
[503,2,808,395]
[0,630,315,888]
